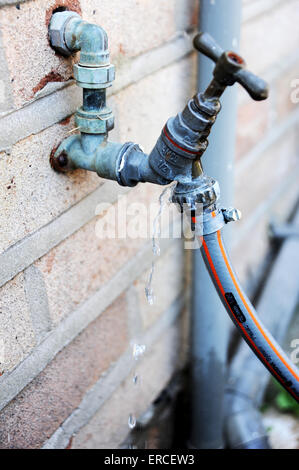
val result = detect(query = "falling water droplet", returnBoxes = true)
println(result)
[152,243,160,256]
[128,414,137,429]
[145,262,156,304]
[133,374,138,384]
[132,343,146,360]
[151,186,172,255]
[128,444,138,449]
[145,288,155,305]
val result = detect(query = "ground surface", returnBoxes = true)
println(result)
[263,408,299,449]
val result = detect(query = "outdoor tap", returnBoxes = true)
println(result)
[169,32,268,213]
[49,13,268,232]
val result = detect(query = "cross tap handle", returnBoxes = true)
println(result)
[193,32,269,101]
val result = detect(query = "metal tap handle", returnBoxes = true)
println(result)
[193,32,268,101]
[193,31,223,62]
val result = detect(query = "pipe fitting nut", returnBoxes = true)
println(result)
[75,107,114,134]
[73,63,115,89]
[49,11,81,56]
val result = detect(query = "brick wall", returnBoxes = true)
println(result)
[0,0,298,449]
[233,0,299,294]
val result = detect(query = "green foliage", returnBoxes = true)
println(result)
[274,382,299,417]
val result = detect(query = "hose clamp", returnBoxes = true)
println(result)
[202,209,226,235]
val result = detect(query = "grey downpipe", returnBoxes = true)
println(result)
[190,0,241,449]
[201,231,299,403]
[225,208,299,449]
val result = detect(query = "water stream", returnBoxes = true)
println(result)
[127,342,146,432]
[145,183,176,305]
[127,183,176,444]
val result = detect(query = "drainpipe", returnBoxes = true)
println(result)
[189,0,241,449]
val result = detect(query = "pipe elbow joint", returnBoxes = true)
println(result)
[65,18,110,67]
[49,11,110,67]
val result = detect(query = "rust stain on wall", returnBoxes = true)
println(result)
[32,71,65,96]
[45,0,82,27]
[59,116,72,126]
[65,436,73,449]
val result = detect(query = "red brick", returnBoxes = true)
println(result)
[241,1,299,74]
[113,56,197,153]
[0,294,128,449]
[71,321,182,449]
[235,126,298,223]
[0,0,197,109]
[0,120,100,254]
[35,183,164,324]
[232,159,299,287]
[236,97,269,159]
[0,273,35,373]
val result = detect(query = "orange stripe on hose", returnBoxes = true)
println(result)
[216,230,299,383]
[202,237,298,401]
[202,239,225,296]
